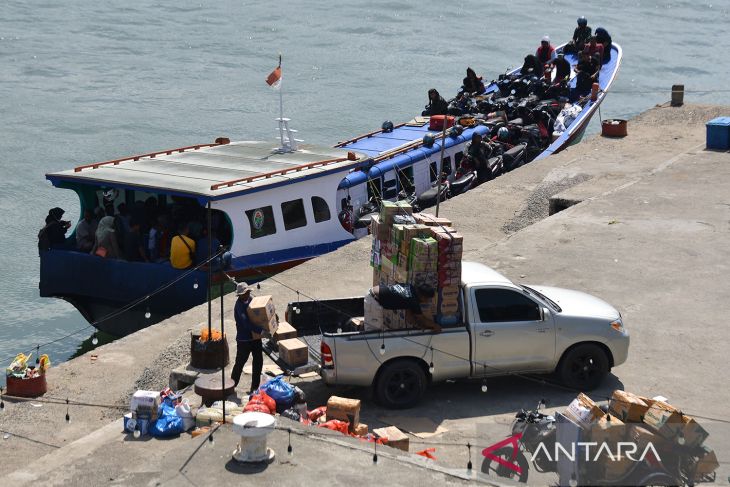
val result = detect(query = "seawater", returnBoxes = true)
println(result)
[1,0,728,368]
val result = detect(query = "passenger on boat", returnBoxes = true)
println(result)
[91,216,121,259]
[170,223,196,269]
[536,36,557,66]
[462,68,485,95]
[565,16,592,54]
[552,53,571,81]
[75,209,98,253]
[124,218,148,262]
[38,207,71,252]
[572,51,600,100]
[370,283,441,332]
[583,37,604,61]
[230,282,264,392]
[465,133,490,180]
[520,54,543,77]
[422,88,449,116]
[594,27,612,63]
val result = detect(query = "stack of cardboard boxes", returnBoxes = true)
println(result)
[247,295,308,368]
[564,390,718,482]
[368,201,463,328]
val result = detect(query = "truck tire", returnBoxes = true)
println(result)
[557,343,609,391]
[374,360,427,409]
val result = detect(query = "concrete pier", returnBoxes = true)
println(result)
[1,104,728,485]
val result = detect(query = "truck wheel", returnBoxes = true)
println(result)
[375,360,426,409]
[558,343,609,391]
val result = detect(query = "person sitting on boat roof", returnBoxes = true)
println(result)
[520,54,543,77]
[422,88,449,116]
[75,208,98,253]
[583,36,604,62]
[91,216,121,259]
[572,51,600,101]
[38,207,71,252]
[370,283,441,333]
[124,218,148,262]
[594,27,612,63]
[564,16,592,54]
[462,67,485,96]
[170,223,196,269]
[536,36,557,67]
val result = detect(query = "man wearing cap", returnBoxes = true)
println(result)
[536,36,557,66]
[230,282,264,393]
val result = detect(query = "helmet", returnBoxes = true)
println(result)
[448,125,463,138]
[577,16,587,26]
[381,120,394,133]
[497,127,510,141]
[422,133,436,148]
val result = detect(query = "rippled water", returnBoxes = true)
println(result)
[1,0,728,368]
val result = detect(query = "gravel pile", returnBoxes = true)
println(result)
[502,173,591,234]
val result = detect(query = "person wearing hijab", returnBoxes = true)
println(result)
[462,68,485,95]
[92,215,121,258]
[422,88,449,116]
[38,207,71,251]
[594,27,612,63]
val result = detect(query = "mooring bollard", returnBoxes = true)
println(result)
[671,84,684,107]
[232,412,277,463]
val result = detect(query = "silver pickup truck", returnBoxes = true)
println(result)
[270,262,629,409]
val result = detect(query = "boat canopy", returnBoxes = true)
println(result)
[46,140,371,203]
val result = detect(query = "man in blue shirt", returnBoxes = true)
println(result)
[230,282,264,392]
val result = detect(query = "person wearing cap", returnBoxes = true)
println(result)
[38,207,71,252]
[230,282,264,392]
[536,36,557,66]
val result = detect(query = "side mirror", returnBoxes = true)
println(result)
[540,307,549,321]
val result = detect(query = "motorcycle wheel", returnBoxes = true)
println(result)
[480,447,529,483]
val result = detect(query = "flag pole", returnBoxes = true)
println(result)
[277,54,285,149]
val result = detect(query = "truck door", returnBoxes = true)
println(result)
[469,286,555,374]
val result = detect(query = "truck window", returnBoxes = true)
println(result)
[281,199,307,230]
[474,288,540,322]
[311,196,331,223]
[245,206,276,239]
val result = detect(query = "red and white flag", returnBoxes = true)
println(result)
[266,57,282,89]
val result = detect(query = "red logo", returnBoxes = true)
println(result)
[482,433,523,475]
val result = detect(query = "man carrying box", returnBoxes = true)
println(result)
[230,282,264,393]
[370,283,441,332]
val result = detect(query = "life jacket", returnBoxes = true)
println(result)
[537,45,555,64]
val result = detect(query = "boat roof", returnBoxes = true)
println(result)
[46,141,371,202]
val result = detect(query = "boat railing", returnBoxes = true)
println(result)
[334,122,408,147]
[209,152,359,191]
[72,138,231,173]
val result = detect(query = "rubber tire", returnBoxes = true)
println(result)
[480,447,529,483]
[374,360,427,409]
[557,343,610,391]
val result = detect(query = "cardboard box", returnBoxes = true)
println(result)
[247,295,276,328]
[374,426,409,452]
[131,390,160,414]
[609,390,649,423]
[370,215,391,242]
[642,402,702,443]
[363,293,384,331]
[326,396,361,430]
[590,414,626,445]
[694,446,719,480]
[413,212,453,227]
[353,423,369,437]
[273,321,297,342]
[381,201,413,225]
[277,338,308,367]
[565,393,604,429]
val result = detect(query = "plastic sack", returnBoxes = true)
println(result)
[292,386,306,405]
[281,408,301,422]
[243,402,271,414]
[318,419,350,435]
[259,375,295,408]
[308,406,327,421]
[175,399,195,432]
[248,390,276,414]
[150,404,184,438]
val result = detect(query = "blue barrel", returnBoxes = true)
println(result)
[706,117,730,150]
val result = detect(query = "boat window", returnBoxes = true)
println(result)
[455,151,464,169]
[281,199,307,231]
[442,156,453,176]
[398,166,414,194]
[382,175,398,200]
[246,206,277,239]
[429,161,438,183]
[311,196,331,223]
[367,177,382,201]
